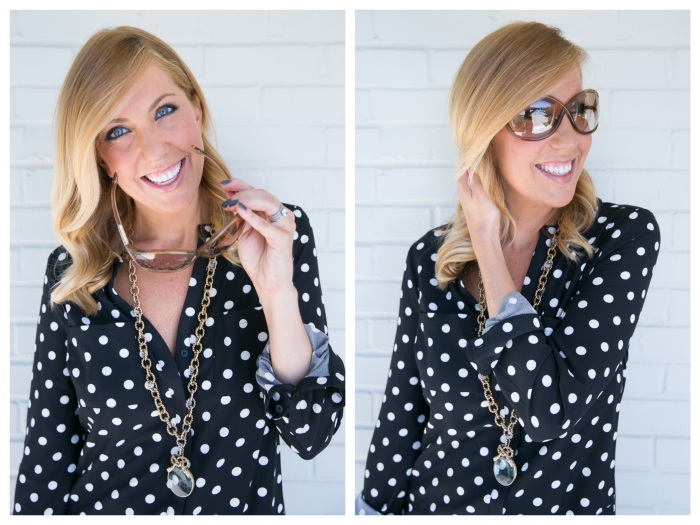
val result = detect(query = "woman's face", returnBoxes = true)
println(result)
[490,70,592,218]
[96,66,204,223]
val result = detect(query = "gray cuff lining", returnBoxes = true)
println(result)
[255,324,330,391]
[482,291,537,335]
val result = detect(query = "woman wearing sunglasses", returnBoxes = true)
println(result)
[13,26,344,515]
[357,21,659,515]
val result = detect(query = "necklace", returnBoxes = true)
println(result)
[126,227,217,498]
[475,218,561,487]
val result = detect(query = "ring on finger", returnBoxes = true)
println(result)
[268,204,289,222]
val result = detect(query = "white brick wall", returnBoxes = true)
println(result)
[355,10,689,515]
[9,10,344,515]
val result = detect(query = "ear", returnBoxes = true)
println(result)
[193,97,203,133]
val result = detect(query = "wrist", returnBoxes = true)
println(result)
[258,285,299,314]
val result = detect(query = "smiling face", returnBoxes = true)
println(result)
[96,65,204,227]
[490,69,592,223]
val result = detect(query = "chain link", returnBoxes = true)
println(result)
[127,225,217,471]
[475,217,562,449]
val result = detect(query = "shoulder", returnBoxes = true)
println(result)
[283,202,312,232]
[585,199,660,252]
[44,245,73,288]
[404,225,449,278]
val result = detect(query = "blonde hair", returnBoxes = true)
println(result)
[435,21,598,290]
[50,26,238,316]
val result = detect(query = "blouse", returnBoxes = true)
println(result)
[13,205,345,515]
[359,199,660,515]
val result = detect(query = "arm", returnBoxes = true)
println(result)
[361,241,430,515]
[13,249,85,515]
[254,207,345,460]
[466,209,661,442]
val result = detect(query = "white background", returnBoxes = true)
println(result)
[355,10,690,514]
[9,10,345,515]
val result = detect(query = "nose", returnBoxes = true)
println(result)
[548,111,579,150]
[137,125,169,165]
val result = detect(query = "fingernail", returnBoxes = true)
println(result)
[220,179,232,185]
[238,202,247,210]
[221,199,238,208]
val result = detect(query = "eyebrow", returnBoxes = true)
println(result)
[108,93,176,124]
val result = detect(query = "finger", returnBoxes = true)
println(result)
[457,170,473,200]
[225,190,292,226]
[220,178,255,192]
[234,202,288,241]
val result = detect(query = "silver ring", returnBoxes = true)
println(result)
[268,205,289,222]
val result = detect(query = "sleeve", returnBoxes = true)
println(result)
[13,249,85,515]
[465,208,661,442]
[361,240,430,515]
[253,205,345,461]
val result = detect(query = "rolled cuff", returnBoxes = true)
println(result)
[355,491,382,515]
[482,291,537,335]
[255,324,331,419]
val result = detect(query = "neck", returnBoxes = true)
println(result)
[504,195,560,254]
[131,194,210,250]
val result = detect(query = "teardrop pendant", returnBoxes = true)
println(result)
[167,465,195,497]
[493,453,517,486]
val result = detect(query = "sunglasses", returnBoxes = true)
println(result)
[506,89,599,141]
[110,146,244,272]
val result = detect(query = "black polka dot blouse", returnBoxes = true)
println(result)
[359,200,660,515]
[13,205,345,515]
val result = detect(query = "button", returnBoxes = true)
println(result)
[275,405,283,414]
[181,350,189,357]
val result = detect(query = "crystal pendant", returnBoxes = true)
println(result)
[493,454,517,486]
[167,465,194,497]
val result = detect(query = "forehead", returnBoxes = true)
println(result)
[546,70,583,102]
[113,66,181,113]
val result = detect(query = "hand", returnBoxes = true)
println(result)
[457,169,502,245]
[221,179,296,303]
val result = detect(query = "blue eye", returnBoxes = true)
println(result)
[106,127,127,141]
[156,104,178,118]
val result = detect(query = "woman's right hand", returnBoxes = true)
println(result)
[457,169,502,245]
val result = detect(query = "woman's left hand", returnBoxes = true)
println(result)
[221,179,296,303]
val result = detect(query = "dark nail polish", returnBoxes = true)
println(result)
[220,179,232,185]
[238,202,247,210]
[221,199,234,208]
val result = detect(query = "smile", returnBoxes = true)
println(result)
[143,158,183,185]
[535,159,573,176]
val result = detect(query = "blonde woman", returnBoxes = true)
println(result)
[13,26,344,515]
[357,22,659,515]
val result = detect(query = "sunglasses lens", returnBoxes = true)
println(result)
[510,100,558,139]
[132,252,196,271]
[569,91,598,133]
[201,209,245,257]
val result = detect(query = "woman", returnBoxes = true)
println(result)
[357,21,659,515]
[13,26,344,515]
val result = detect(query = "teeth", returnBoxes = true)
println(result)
[145,160,182,184]
[537,160,572,176]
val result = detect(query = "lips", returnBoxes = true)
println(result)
[141,157,187,192]
[535,158,576,184]
[142,158,184,184]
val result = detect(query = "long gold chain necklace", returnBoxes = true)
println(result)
[126,226,217,498]
[475,218,561,487]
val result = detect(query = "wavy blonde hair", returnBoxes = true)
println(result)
[435,21,598,290]
[50,26,238,316]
